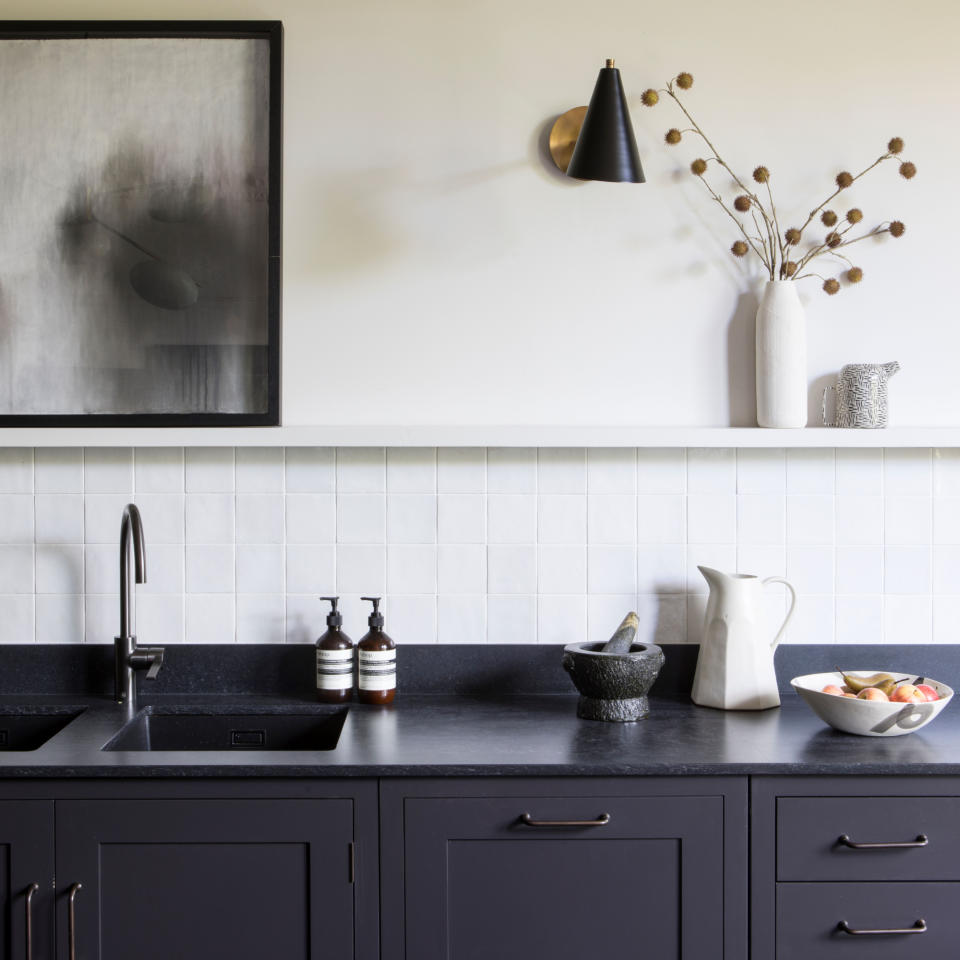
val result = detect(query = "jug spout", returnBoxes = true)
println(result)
[881,361,901,379]
[697,566,730,592]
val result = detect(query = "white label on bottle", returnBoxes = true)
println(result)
[358,649,396,692]
[317,648,353,662]
[317,648,354,691]
[359,649,395,662]
[359,671,397,691]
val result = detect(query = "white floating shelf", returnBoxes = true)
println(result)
[0,425,959,448]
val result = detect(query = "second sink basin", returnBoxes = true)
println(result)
[103,707,348,752]
[0,709,84,751]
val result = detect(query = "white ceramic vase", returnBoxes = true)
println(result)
[755,280,807,428]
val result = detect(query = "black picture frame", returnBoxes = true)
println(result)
[0,21,282,427]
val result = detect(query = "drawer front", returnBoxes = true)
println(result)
[777,796,960,880]
[406,795,721,839]
[777,882,959,959]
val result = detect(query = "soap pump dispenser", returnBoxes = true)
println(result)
[316,596,354,704]
[358,596,396,705]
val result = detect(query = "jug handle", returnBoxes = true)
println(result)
[822,385,837,427]
[762,576,798,650]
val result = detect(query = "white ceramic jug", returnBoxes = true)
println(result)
[691,567,798,711]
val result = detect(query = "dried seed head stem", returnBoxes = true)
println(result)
[658,74,913,291]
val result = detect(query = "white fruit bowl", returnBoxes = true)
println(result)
[791,672,953,737]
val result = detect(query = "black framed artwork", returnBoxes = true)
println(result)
[0,21,282,426]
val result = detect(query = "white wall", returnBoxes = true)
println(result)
[1,446,958,647]
[5,0,956,426]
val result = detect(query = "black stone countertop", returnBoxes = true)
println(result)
[0,692,958,778]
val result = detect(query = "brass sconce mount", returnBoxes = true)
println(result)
[549,105,588,174]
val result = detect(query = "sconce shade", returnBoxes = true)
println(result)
[566,62,644,184]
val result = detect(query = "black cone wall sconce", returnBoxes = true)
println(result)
[549,59,645,183]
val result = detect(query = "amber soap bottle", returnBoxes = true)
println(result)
[315,596,354,704]
[357,596,396,705]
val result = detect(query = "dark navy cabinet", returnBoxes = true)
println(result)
[380,777,748,960]
[752,777,960,959]
[7,773,960,959]
[0,782,378,960]
[0,802,54,960]
[55,798,355,960]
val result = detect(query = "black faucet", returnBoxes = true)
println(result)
[115,504,164,708]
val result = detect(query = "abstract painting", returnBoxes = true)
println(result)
[0,22,281,425]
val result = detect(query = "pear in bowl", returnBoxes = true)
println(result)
[791,671,953,737]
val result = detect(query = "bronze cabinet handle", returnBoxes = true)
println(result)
[519,813,611,827]
[838,833,929,849]
[838,919,927,936]
[67,883,82,960]
[24,883,38,960]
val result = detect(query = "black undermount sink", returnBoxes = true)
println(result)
[103,706,348,752]
[0,709,85,751]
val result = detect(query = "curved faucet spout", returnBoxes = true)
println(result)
[116,504,163,707]
[122,503,147,583]
[119,504,147,642]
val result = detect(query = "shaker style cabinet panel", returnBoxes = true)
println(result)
[54,799,356,960]
[381,777,748,960]
[0,802,54,960]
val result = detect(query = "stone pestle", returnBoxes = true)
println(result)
[601,612,639,654]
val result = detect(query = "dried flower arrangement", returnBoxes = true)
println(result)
[641,73,916,295]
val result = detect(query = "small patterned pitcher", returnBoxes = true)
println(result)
[822,362,900,428]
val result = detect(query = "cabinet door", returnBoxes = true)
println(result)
[0,802,54,960]
[400,793,725,960]
[55,799,354,960]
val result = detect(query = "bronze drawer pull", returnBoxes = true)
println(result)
[519,813,610,827]
[24,883,38,960]
[838,833,928,849]
[838,919,927,936]
[67,882,82,960]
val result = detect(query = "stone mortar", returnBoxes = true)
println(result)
[562,641,666,722]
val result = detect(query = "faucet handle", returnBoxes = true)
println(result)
[129,646,165,680]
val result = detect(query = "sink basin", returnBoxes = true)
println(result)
[103,707,348,752]
[0,709,84,751]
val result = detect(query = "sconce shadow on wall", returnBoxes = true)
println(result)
[546,59,645,184]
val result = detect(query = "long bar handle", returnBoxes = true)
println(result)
[519,812,610,827]
[838,833,928,849]
[24,883,38,960]
[838,919,927,936]
[68,882,82,960]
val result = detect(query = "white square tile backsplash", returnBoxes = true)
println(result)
[386,448,436,493]
[487,448,537,494]
[0,447,957,645]
[537,448,586,495]
[135,448,184,494]
[0,450,34,494]
[35,449,82,494]
[0,545,35,594]
[83,448,133,494]
[437,448,486,493]
[284,447,335,493]
[184,448,235,493]
[236,447,284,493]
